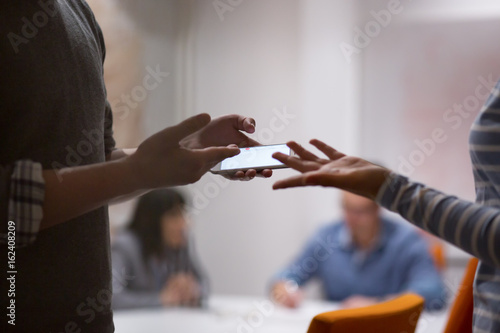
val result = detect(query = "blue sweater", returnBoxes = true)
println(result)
[273,217,446,309]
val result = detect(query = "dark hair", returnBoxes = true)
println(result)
[128,189,186,261]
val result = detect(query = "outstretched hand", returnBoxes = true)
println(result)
[272,139,391,199]
[127,113,241,189]
[180,114,273,181]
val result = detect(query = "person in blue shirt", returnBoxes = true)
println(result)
[270,191,446,310]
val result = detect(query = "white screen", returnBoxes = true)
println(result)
[220,144,290,170]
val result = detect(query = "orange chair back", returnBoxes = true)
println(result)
[418,230,447,272]
[430,241,447,272]
[307,293,425,333]
[443,258,479,333]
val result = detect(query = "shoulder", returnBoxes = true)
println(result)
[67,0,107,56]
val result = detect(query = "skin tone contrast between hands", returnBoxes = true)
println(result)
[40,113,272,231]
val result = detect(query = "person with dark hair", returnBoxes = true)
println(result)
[111,189,207,309]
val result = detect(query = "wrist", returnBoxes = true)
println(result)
[118,155,148,192]
[366,168,392,200]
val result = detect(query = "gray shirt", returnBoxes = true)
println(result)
[1,1,115,331]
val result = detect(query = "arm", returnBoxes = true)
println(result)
[39,114,240,230]
[272,140,500,268]
[378,173,500,268]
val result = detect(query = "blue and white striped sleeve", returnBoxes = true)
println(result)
[1,160,45,247]
[376,172,500,268]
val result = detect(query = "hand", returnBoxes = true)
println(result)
[271,281,303,308]
[160,273,201,307]
[340,295,379,309]
[272,139,391,199]
[180,114,273,181]
[126,113,240,189]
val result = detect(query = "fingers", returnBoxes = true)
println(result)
[236,115,256,134]
[243,117,256,134]
[256,169,273,178]
[272,152,319,173]
[273,174,308,190]
[310,139,345,160]
[286,141,320,161]
[169,113,212,143]
[198,146,240,165]
[221,168,272,181]
[234,169,257,181]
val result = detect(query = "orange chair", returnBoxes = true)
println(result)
[419,230,447,272]
[429,241,447,272]
[306,293,425,333]
[443,258,479,333]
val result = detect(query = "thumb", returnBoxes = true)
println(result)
[166,113,211,144]
[198,146,240,165]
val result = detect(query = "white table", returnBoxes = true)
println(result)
[113,295,450,333]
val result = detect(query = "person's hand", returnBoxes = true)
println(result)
[160,273,201,307]
[126,113,240,189]
[270,281,303,308]
[340,295,379,309]
[272,139,391,199]
[180,114,273,181]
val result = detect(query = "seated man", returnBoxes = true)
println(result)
[270,192,446,310]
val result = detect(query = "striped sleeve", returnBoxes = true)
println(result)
[376,172,500,268]
[1,160,45,247]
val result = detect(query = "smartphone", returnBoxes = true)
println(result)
[210,144,293,175]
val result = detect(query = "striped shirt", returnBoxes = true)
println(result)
[377,80,500,332]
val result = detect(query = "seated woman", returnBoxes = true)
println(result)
[111,189,207,309]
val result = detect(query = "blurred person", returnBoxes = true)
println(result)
[271,80,500,332]
[112,189,207,309]
[0,2,271,332]
[270,191,446,310]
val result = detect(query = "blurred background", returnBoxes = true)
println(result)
[87,0,500,299]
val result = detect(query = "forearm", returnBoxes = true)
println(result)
[107,148,137,162]
[377,173,500,267]
[41,158,140,230]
